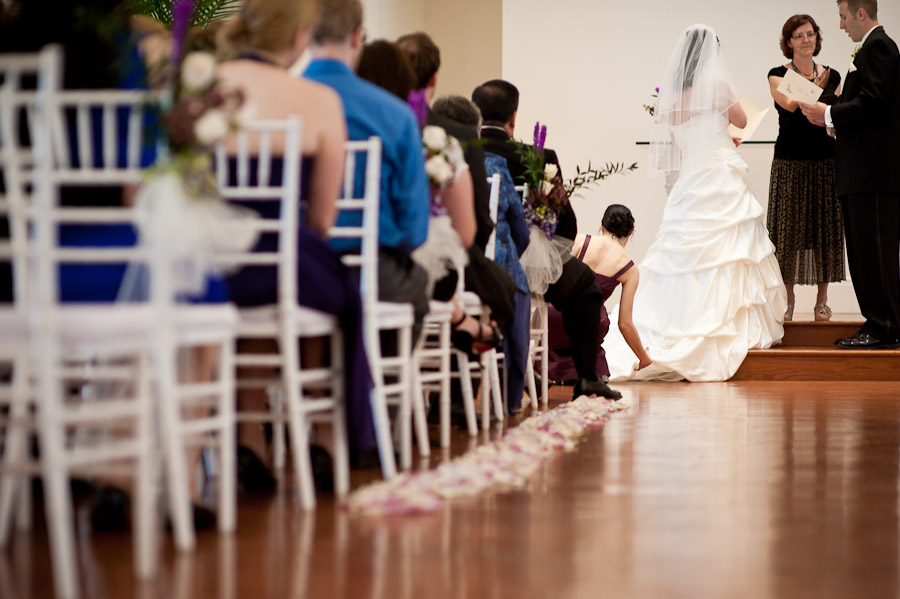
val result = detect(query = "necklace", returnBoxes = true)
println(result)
[790,60,817,79]
[606,234,625,248]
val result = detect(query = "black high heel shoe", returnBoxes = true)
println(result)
[451,314,503,359]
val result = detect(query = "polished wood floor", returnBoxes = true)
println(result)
[5,379,900,598]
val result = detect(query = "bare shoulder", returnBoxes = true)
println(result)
[294,76,341,106]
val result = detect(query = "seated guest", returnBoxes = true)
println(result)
[558,205,652,379]
[303,0,431,344]
[216,0,374,477]
[433,95,532,412]
[472,79,620,400]
[356,40,500,354]
[396,32,517,330]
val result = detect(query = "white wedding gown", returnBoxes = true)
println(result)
[604,114,786,382]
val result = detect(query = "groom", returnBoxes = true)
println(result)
[800,0,900,349]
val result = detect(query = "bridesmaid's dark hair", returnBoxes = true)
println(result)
[356,40,417,101]
[602,204,635,239]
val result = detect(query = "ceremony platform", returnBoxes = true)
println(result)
[733,314,900,381]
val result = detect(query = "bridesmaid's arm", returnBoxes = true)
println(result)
[617,267,652,369]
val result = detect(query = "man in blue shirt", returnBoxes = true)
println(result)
[303,0,431,341]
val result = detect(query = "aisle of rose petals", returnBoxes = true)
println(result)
[344,396,629,516]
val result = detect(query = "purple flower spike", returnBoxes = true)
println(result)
[533,122,547,152]
[655,87,660,93]
[538,125,547,153]
[171,0,195,64]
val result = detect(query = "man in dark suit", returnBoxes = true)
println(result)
[801,0,900,349]
[472,79,621,400]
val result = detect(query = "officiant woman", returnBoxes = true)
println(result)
[766,14,845,322]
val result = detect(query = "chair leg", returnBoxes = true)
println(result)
[480,356,490,431]
[281,328,316,510]
[155,340,195,552]
[37,346,80,599]
[489,351,504,423]
[398,325,413,471]
[134,353,159,580]
[438,320,451,448]
[0,358,30,544]
[364,323,397,480]
[330,332,350,498]
[455,351,478,437]
[410,366,430,459]
[267,387,286,473]
[217,336,237,533]
[541,328,549,407]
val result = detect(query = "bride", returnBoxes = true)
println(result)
[604,24,787,382]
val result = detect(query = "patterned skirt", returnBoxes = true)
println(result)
[767,157,846,285]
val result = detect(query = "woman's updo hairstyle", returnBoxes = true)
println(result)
[217,0,318,59]
[602,204,635,239]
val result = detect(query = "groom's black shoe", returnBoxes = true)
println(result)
[835,332,900,349]
[573,377,622,401]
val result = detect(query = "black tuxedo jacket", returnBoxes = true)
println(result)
[426,110,493,252]
[479,127,577,240]
[831,26,900,196]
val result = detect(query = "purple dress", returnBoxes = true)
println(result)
[548,235,634,381]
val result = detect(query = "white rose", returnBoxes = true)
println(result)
[541,180,555,195]
[443,137,464,168]
[425,155,453,185]
[544,163,558,180]
[194,109,230,145]
[181,52,217,91]
[422,125,448,151]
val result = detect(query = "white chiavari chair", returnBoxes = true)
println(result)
[0,48,41,541]
[330,137,425,475]
[0,45,238,598]
[515,183,549,409]
[216,117,350,510]
[452,174,506,433]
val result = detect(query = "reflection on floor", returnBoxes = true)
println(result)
[4,379,900,598]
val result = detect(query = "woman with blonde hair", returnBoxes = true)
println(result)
[217,0,373,486]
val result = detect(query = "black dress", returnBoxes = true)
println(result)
[766,64,846,285]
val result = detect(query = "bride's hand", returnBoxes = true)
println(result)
[637,350,652,371]
[731,136,743,147]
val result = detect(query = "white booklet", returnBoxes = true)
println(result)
[776,68,824,104]
[728,97,770,141]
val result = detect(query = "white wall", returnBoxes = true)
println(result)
[502,0,900,314]
[362,0,424,40]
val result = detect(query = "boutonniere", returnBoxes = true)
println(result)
[852,44,862,59]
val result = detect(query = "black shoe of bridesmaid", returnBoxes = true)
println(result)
[237,446,277,492]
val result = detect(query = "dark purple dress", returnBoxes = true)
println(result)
[548,235,634,381]
[224,157,374,453]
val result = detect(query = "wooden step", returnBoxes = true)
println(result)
[781,320,864,347]
[733,345,900,381]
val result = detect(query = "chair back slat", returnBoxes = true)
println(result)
[0,47,60,313]
[330,137,381,310]
[214,118,302,310]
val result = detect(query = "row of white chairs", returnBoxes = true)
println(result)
[0,44,528,598]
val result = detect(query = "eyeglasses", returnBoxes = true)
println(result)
[791,32,817,40]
